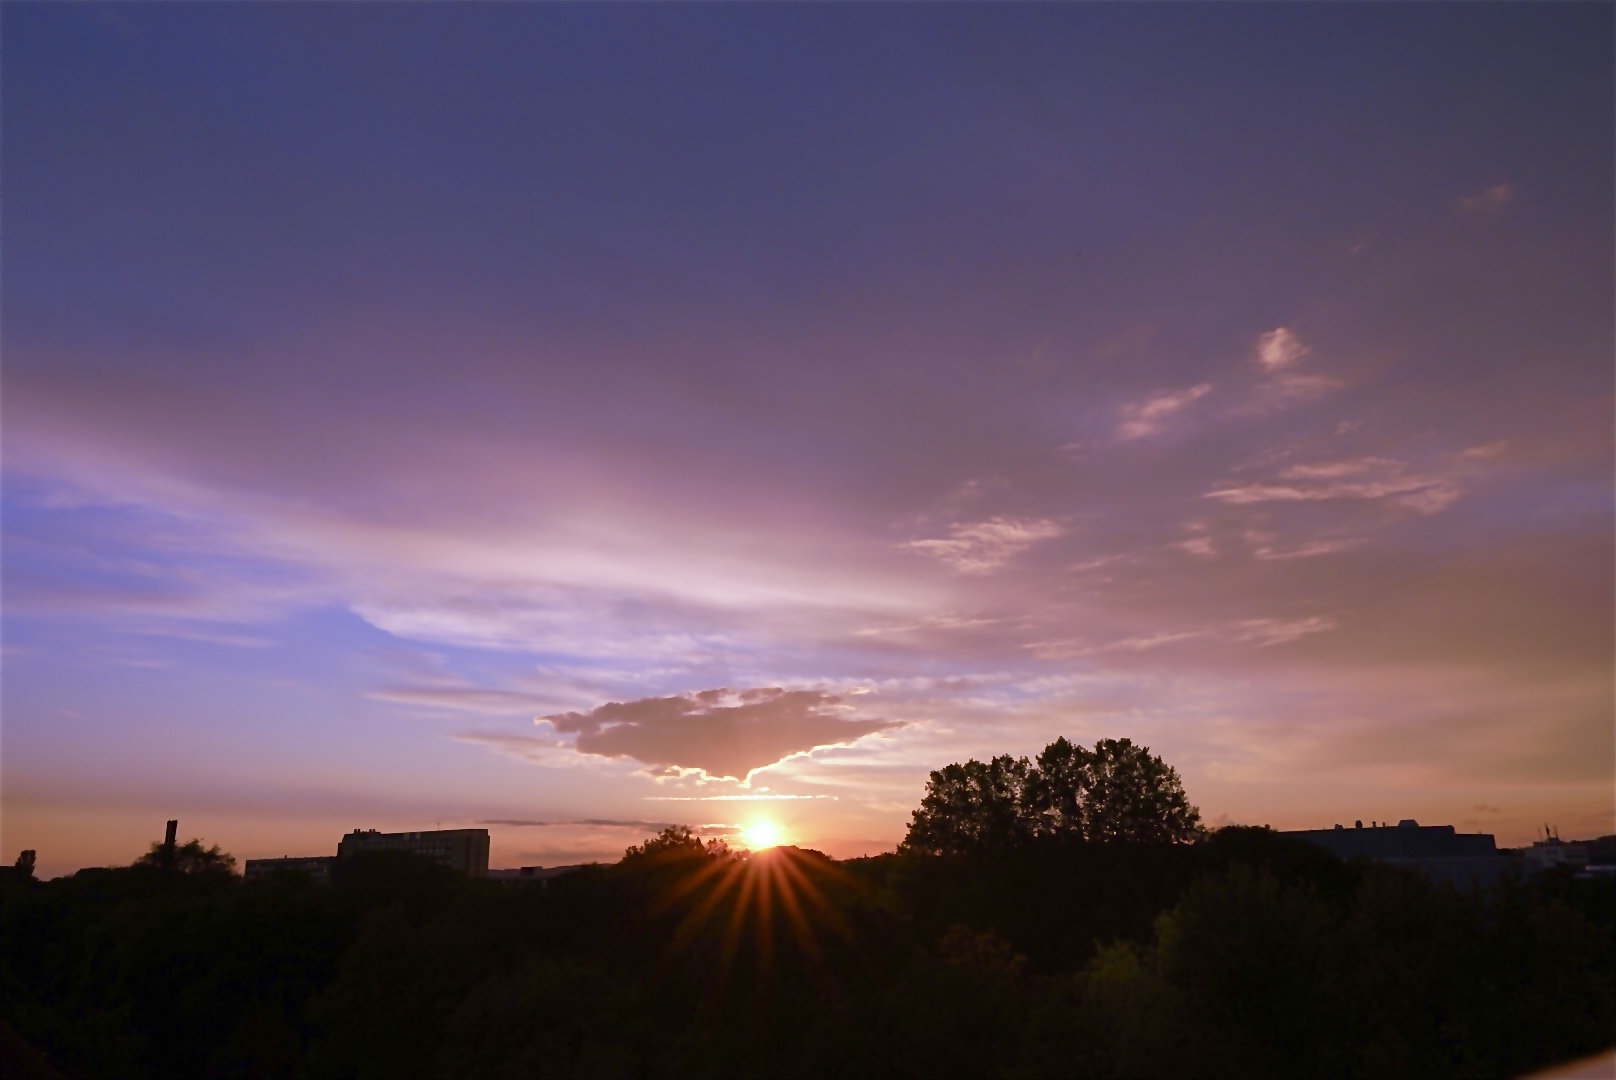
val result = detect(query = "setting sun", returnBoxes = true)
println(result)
[742,820,784,849]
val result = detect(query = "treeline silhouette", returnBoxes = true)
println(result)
[1,741,1611,1078]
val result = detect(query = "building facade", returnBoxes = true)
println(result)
[486,864,582,883]
[243,855,338,882]
[337,828,490,877]
[1281,819,1509,888]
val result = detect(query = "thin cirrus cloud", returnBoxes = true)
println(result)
[1116,383,1213,440]
[1036,616,1336,658]
[476,818,744,837]
[1458,183,1514,214]
[1231,616,1338,647]
[370,685,546,715]
[538,688,903,782]
[1250,538,1365,561]
[1206,457,1463,514]
[901,516,1064,574]
[1250,327,1340,409]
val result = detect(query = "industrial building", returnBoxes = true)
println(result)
[486,864,582,883]
[242,855,337,882]
[1281,819,1510,888]
[243,827,490,880]
[337,828,490,877]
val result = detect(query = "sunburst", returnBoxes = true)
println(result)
[647,840,853,967]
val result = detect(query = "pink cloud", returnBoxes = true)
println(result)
[1116,383,1213,439]
[539,688,903,781]
[1206,456,1463,514]
[1458,183,1513,214]
[901,516,1063,574]
[1256,328,1309,372]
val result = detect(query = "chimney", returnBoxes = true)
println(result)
[164,819,178,866]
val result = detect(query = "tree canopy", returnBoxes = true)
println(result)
[3,820,1610,1078]
[901,737,1202,854]
[135,837,238,876]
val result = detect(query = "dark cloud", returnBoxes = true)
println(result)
[541,688,902,781]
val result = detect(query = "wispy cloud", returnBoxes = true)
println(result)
[371,685,546,715]
[1206,457,1462,514]
[1251,538,1364,561]
[132,625,276,648]
[854,613,1005,637]
[1249,328,1340,409]
[1256,328,1308,372]
[1231,616,1336,647]
[901,516,1063,574]
[451,730,603,768]
[1028,615,1335,658]
[1461,440,1510,461]
[478,818,678,830]
[642,794,838,802]
[1256,371,1341,409]
[1100,631,1209,653]
[1458,183,1513,214]
[1117,383,1213,439]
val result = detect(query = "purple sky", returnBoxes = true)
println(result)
[5,4,1611,876]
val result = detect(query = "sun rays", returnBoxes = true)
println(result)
[635,836,852,968]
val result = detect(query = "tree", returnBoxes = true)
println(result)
[13,850,36,881]
[136,838,238,876]
[622,825,730,862]
[1080,738,1201,843]
[1027,737,1088,838]
[901,755,1033,855]
[901,737,1201,854]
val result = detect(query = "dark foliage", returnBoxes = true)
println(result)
[903,738,1202,855]
[135,837,239,877]
[2,823,1610,1078]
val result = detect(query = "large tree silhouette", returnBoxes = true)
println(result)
[902,737,1201,854]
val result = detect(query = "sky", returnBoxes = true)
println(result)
[4,4,1612,878]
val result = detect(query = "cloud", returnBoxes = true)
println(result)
[1231,616,1337,647]
[1248,328,1340,408]
[1460,440,1510,461]
[371,685,547,715]
[451,730,603,769]
[1116,383,1213,439]
[478,818,679,830]
[133,625,276,648]
[901,516,1063,574]
[1458,184,1513,214]
[854,613,1005,637]
[1256,328,1309,372]
[1256,371,1341,408]
[1027,615,1336,658]
[642,794,838,802]
[1206,457,1462,514]
[1252,539,1363,561]
[1101,631,1209,653]
[539,687,903,781]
